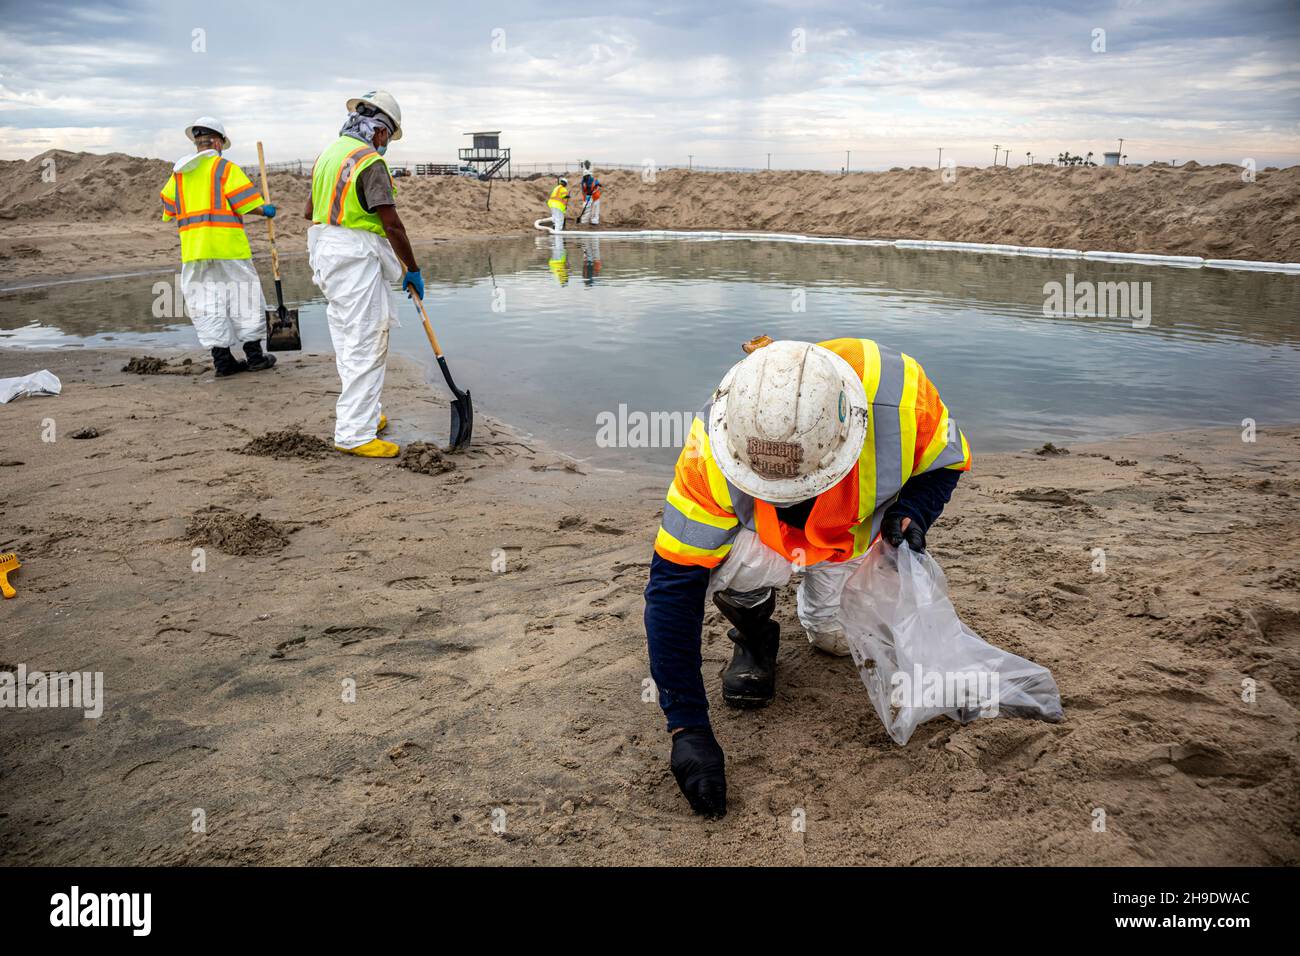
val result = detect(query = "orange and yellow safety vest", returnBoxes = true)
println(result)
[654,338,972,569]
[160,154,264,262]
[310,135,395,237]
[547,184,568,210]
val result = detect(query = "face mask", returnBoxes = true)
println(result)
[377,144,387,155]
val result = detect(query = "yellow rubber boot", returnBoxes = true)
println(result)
[377,413,389,434]
[336,438,400,458]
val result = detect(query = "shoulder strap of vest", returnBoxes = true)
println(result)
[327,142,379,225]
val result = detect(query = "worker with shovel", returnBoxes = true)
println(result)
[644,338,971,818]
[578,172,601,225]
[547,176,569,231]
[304,90,422,458]
[159,117,278,377]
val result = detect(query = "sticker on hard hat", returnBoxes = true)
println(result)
[838,390,846,422]
[747,437,803,478]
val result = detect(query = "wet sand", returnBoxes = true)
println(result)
[1,348,1297,865]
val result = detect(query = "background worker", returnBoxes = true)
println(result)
[644,338,971,818]
[579,172,601,225]
[303,90,422,459]
[547,176,569,231]
[159,117,278,377]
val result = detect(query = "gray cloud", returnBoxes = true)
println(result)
[1,0,1296,168]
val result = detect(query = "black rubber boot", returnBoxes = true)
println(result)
[211,347,248,378]
[713,589,780,708]
[242,339,277,371]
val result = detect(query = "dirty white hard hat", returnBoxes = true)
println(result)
[346,90,403,140]
[709,340,869,504]
[185,117,230,150]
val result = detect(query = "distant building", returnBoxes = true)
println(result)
[1103,152,1121,166]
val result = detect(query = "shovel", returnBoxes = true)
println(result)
[411,291,473,450]
[256,141,301,351]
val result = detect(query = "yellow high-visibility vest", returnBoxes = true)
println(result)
[160,155,264,262]
[310,135,396,237]
[654,338,972,569]
[547,184,568,210]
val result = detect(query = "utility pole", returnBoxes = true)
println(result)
[1003,149,1010,166]
[994,144,999,166]
[937,147,943,169]
[1117,138,1124,164]
[767,153,771,170]
[688,154,693,170]
[846,149,851,173]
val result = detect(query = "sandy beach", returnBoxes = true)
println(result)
[2,346,1296,865]
[2,151,1298,286]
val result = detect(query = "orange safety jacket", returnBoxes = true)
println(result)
[160,154,264,262]
[654,338,971,569]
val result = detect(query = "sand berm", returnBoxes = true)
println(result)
[2,149,1298,283]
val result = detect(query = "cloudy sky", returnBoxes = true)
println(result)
[1,0,1297,169]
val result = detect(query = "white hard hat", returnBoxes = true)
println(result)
[559,176,568,185]
[185,117,230,149]
[346,90,403,140]
[708,341,868,504]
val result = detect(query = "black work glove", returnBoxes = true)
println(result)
[881,509,926,553]
[670,726,727,818]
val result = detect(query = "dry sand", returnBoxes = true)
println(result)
[2,150,1298,284]
[2,348,1297,865]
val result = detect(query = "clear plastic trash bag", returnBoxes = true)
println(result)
[840,540,1064,745]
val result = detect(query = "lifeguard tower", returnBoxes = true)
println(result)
[459,131,511,181]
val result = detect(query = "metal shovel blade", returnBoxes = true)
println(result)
[265,307,301,351]
[448,387,473,450]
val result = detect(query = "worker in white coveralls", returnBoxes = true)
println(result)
[159,117,278,377]
[579,171,601,225]
[547,176,569,231]
[644,338,971,817]
[304,91,422,458]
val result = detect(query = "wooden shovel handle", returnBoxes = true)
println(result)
[412,291,444,358]
[255,141,282,283]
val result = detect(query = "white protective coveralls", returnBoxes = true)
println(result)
[306,223,403,448]
[181,258,268,349]
[707,528,864,655]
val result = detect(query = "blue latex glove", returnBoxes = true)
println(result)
[402,269,424,300]
[261,203,277,219]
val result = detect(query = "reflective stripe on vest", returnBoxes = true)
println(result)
[328,144,378,225]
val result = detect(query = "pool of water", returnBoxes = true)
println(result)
[3,234,1299,471]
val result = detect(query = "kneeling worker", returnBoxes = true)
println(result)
[644,338,971,817]
[305,90,422,458]
[160,117,278,377]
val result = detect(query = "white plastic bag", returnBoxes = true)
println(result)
[0,370,61,404]
[840,540,1063,745]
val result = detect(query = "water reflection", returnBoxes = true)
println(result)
[2,235,1297,469]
